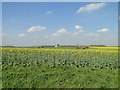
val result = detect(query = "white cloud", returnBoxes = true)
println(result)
[83,32,99,37]
[75,25,82,30]
[77,3,106,13]
[18,33,27,37]
[57,28,67,33]
[27,26,46,32]
[52,33,59,36]
[75,25,84,32]
[52,28,70,36]
[97,28,108,32]
[119,16,120,20]
[71,25,84,36]
[46,10,53,15]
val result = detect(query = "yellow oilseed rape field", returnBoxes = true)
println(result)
[1,47,119,88]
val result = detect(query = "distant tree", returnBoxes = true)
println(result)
[57,44,59,47]
[76,46,89,49]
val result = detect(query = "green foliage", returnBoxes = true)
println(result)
[2,47,119,88]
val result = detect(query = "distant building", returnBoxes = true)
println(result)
[55,45,57,47]
[55,44,59,47]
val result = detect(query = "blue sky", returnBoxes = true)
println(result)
[0,2,1,25]
[2,2,118,46]
[2,0,119,2]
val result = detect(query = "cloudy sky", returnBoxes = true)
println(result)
[2,2,118,46]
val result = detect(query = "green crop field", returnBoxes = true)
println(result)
[1,47,119,88]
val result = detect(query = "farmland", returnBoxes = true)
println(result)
[1,47,119,88]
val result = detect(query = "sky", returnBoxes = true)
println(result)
[0,2,2,46]
[1,0,119,2]
[2,2,118,46]
[118,2,120,46]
